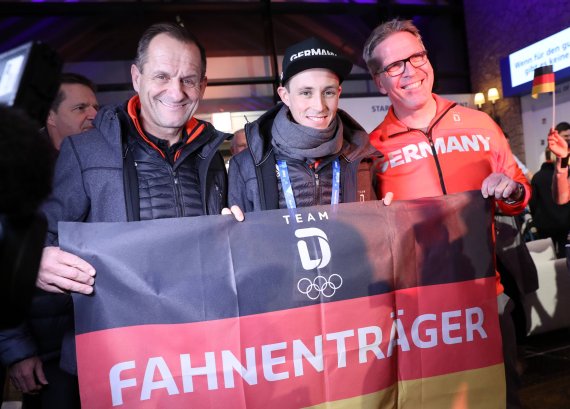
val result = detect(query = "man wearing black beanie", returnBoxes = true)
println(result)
[228,37,384,212]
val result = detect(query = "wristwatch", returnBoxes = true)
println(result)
[561,154,569,168]
[504,183,524,204]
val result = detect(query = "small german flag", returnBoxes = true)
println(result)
[532,65,555,99]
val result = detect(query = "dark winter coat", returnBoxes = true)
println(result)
[228,104,379,212]
[0,102,229,374]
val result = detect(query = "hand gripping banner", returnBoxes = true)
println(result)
[61,191,505,409]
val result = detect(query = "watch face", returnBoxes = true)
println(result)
[504,183,524,204]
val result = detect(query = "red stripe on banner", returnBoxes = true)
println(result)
[76,278,502,408]
[532,73,555,86]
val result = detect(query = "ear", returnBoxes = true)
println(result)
[277,86,290,107]
[338,85,342,96]
[131,64,141,93]
[199,76,208,99]
[46,110,56,127]
[374,74,388,95]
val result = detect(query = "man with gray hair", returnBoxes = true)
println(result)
[363,18,530,409]
[29,23,229,404]
[38,21,228,294]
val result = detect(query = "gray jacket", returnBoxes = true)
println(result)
[44,102,228,245]
[12,102,228,374]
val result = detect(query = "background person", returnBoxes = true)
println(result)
[362,18,530,409]
[230,128,248,156]
[44,73,99,151]
[228,37,379,213]
[530,139,570,258]
[548,121,570,205]
[0,105,54,406]
[546,122,570,266]
[0,73,98,409]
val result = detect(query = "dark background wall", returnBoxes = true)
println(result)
[1,0,569,161]
[463,0,570,160]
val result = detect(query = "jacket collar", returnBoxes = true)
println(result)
[93,98,229,164]
[371,93,456,142]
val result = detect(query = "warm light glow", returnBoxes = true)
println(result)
[212,112,232,133]
[487,88,500,103]
[474,92,485,108]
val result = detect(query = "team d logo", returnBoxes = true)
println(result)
[294,227,342,300]
[295,228,331,270]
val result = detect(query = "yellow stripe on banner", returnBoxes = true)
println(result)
[304,364,506,409]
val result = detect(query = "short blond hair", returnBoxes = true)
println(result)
[362,19,424,75]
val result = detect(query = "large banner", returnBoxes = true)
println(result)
[62,191,505,409]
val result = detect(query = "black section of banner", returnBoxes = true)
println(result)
[64,190,493,334]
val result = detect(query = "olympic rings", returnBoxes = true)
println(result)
[297,274,343,300]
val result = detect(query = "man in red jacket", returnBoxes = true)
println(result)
[363,19,530,409]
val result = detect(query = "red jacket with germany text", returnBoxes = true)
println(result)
[370,94,531,294]
[370,94,530,212]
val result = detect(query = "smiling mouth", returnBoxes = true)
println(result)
[158,100,188,109]
[402,80,422,90]
[306,113,329,122]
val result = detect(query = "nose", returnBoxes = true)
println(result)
[167,80,185,100]
[312,94,326,111]
[86,106,97,119]
[402,60,418,76]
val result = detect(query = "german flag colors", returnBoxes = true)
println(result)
[63,192,505,409]
[532,65,555,99]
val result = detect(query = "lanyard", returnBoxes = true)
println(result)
[277,159,340,209]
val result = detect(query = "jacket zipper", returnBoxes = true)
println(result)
[172,169,184,217]
[314,172,320,206]
[403,103,456,196]
[425,131,447,195]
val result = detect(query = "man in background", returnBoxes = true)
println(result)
[44,73,99,150]
[230,128,248,156]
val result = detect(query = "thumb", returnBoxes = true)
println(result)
[382,192,394,206]
[35,361,48,386]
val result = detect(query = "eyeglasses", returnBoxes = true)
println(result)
[378,51,428,77]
